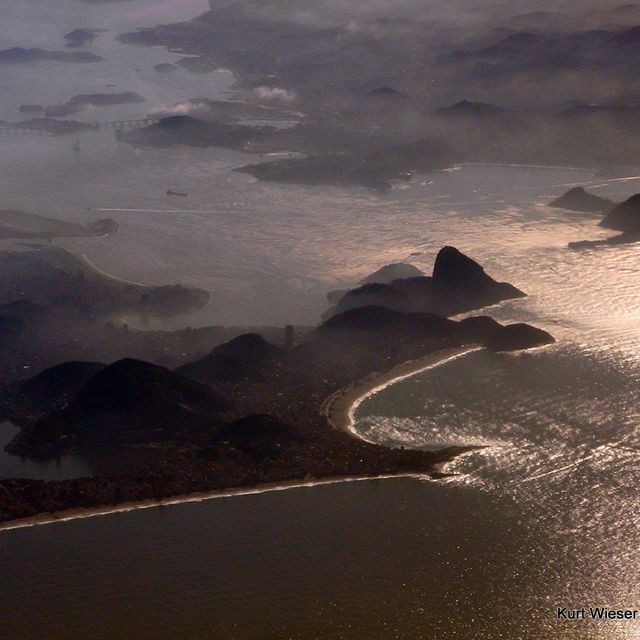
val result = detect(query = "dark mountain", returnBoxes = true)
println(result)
[472,32,556,61]
[0,315,23,343]
[332,247,525,317]
[316,305,457,342]
[64,28,102,48]
[0,247,209,317]
[604,25,640,55]
[0,300,47,322]
[7,359,232,455]
[549,187,615,213]
[213,414,303,458]
[456,315,503,340]
[118,115,271,149]
[0,361,106,425]
[360,263,424,284]
[316,305,554,355]
[432,246,501,289]
[176,333,283,384]
[434,100,511,118]
[12,361,105,407]
[600,193,640,231]
[326,263,424,305]
[485,323,555,352]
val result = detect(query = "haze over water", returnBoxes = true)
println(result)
[3,1,640,639]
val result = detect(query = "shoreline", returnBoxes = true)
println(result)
[0,472,439,533]
[0,346,479,533]
[321,346,479,438]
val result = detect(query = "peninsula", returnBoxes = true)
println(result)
[0,248,554,527]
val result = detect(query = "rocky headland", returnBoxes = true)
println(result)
[328,246,525,317]
[0,210,117,240]
[0,248,554,526]
[0,246,209,319]
[600,193,640,232]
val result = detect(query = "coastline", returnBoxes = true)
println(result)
[321,346,479,438]
[0,473,440,533]
[79,252,150,288]
[0,346,479,533]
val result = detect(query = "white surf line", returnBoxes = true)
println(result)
[0,474,430,533]
[79,253,150,287]
[90,208,222,214]
[458,162,595,173]
[342,348,481,439]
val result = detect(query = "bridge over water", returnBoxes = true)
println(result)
[0,116,160,137]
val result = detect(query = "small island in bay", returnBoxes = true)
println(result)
[153,62,177,73]
[549,187,615,214]
[45,92,146,118]
[0,47,103,64]
[64,28,104,48]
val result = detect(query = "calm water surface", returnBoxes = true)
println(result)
[2,2,640,639]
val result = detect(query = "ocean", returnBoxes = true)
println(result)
[2,1,640,638]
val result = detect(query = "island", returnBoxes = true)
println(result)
[64,29,104,48]
[0,47,103,64]
[45,92,146,118]
[175,56,217,74]
[549,187,615,214]
[153,63,177,73]
[114,6,640,189]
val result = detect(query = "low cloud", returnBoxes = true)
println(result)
[254,86,296,102]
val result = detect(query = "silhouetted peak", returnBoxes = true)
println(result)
[360,263,424,285]
[211,333,279,359]
[73,358,231,415]
[601,193,640,231]
[0,300,47,321]
[432,246,490,287]
[20,361,105,395]
[317,305,454,338]
[549,187,614,213]
[214,414,302,455]
[485,323,555,352]
[176,334,282,384]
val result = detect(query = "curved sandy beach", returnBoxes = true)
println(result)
[321,346,479,437]
[0,347,478,533]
